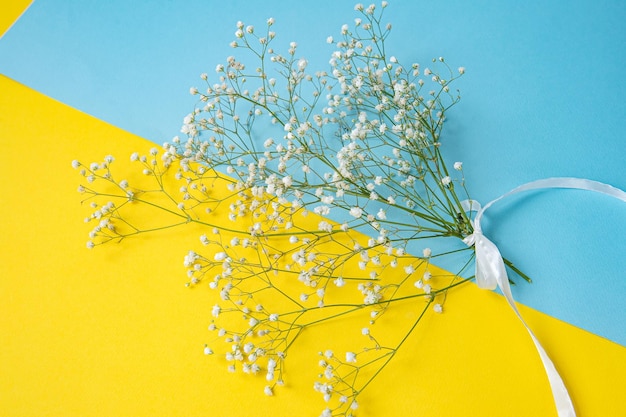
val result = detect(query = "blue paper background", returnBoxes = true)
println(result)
[2,0,624,345]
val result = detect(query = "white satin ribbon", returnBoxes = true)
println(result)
[462,177,626,417]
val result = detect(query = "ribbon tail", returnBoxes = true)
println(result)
[498,273,577,417]
[473,232,576,417]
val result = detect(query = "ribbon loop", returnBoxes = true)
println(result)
[464,177,626,417]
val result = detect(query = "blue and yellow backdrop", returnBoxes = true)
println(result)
[1,1,625,416]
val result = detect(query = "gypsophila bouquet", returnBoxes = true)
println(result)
[74,2,530,416]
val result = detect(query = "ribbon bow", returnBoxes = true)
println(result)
[462,177,626,417]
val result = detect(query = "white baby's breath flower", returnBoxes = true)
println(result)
[214,252,227,261]
[349,206,363,218]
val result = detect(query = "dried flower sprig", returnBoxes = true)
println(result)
[75,2,528,416]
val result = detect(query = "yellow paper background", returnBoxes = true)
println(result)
[1,71,625,417]
[1,7,625,415]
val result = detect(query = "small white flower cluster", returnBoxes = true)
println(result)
[73,156,126,247]
[314,350,360,416]
[74,147,201,248]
